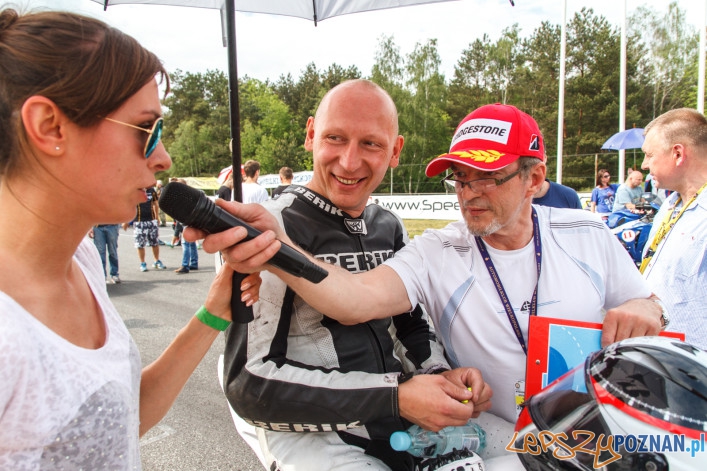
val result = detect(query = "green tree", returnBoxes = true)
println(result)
[515,21,561,175]
[238,77,307,173]
[398,39,450,194]
[321,63,362,91]
[271,73,297,119]
[630,2,699,118]
[447,34,494,126]
[563,8,622,156]
[162,70,231,177]
[273,63,323,132]
[369,34,410,130]
[371,35,405,92]
[486,25,523,105]
[369,35,412,194]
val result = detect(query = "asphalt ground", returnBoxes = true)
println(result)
[107,225,263,471]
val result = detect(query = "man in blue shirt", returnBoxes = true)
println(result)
[533,178,582,209]
[613,170,645,211]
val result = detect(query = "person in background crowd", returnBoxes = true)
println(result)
[644,172,654,193]
[532,178,582,209]
[612,170,645,212]
[169,219,183,247]
[217,174,233,201]
[173,178,199,274]
[590,168,617,219]
[124,183,166,271]
[640,108,707,350]
[0,9,260,469]
[271,166,293,199]
[241,159,269,204]
[89,223,121,284]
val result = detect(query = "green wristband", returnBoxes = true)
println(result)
[195,306,231,331]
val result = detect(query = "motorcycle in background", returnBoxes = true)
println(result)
[606,194,661,266]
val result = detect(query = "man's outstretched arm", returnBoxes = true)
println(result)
[186,199,413,325]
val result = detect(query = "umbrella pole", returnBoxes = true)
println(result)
[223,0,254,324]
[225,0,243,203]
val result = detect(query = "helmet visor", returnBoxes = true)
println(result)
[525,362,617,468]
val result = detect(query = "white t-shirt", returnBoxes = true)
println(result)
[241,182,269,204]
[0,238,142,470]
[384,205,651,423]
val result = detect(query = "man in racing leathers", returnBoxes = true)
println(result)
[220,80,490,470]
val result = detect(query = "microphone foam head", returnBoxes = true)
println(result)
[158,182,204,225]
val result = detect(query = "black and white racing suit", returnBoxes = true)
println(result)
[222,185,450,470]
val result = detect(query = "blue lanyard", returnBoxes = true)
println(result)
[474,207,542,355]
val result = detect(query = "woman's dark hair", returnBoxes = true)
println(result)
[595,168,609,187]
[0,8,169,176]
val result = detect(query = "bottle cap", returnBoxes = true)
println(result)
[389,431,412,451]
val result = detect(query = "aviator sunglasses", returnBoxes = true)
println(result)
[104,117,164,158]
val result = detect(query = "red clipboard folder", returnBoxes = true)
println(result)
[525,316,685,400]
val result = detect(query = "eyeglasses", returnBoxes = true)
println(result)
[104,117,163,158]
[602,174,611,178]
[442,168,522,193]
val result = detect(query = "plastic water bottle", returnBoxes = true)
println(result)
[389,420,486,458]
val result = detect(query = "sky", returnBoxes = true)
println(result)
[11,0,705,83]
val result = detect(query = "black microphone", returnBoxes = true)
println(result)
[159,182,328,324]
[159,182,328,283]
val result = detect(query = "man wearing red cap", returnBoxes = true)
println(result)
[197,103,666,447]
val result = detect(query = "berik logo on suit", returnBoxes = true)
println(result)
[344,219,367,235]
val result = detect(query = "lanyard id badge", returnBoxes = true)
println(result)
[475,207,542,355]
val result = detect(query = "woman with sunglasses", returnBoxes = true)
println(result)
[0,8,259,469]
[590,168,618,220]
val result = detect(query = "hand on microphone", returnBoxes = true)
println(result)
[182,198,290,276]
[160,182,326,324]
[160,182,327,284]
